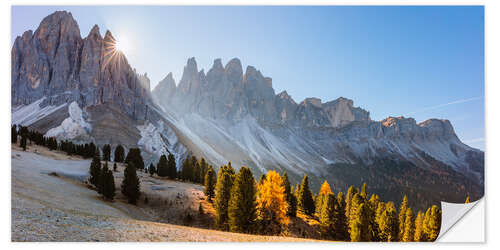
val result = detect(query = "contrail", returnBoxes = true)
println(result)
[463,137,484,144]
[407,97,483,115]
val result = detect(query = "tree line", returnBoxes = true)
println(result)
[203,162,443,242]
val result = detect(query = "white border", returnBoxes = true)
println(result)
[2,0,496,249]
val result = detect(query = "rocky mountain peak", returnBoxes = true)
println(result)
[225,58,243,80]
[212,58,224,71]
[87,24,102,39]
[103,30,115,43]
[302,97,322,108]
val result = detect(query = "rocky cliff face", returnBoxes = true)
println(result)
[154,57,370,128]
[12,11,151,120]
[12,11,187,166]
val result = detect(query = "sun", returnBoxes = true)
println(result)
[114,39,127,54]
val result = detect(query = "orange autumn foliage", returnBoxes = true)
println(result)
[257,170,289,226]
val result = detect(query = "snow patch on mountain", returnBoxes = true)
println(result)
[45,102,91,141]
[11,98,67,126]
[137,121,187,170]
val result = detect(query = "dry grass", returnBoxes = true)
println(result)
[11,144,319,242]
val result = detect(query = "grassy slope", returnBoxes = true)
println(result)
[11,144,319,242]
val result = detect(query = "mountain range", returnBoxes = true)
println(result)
[11,11,484,210]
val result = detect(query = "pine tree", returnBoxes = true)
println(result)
[335,192,349,241]
[114,145,125,162]
[423,205,441,241]
[20,135,27,151]
[349,193,364,233]
[402,208,414,242]
[204,166,216,201]
[125,148,144,170]
[214,164,235,230]
[350,203,371,242]
[297,175,315,215]
[102,144,111,161]
[316,180,332,216]
[345,185,359,220]
[228,167,257,233]
[149,163,155,176]
[282,171,297,217]
[414,211,425,241]
[398,195,408,240]
[368,194,381,241]
[121,162,140,205]
[157,154,168,177]
[11,125,17,144]
[199,158,208,183]
[89,154,102,188]
[98,162,110,194]
[100,163,116,201]
[319,193,336,238]
[256,170,288,233]
[180,157,193,181]
[378,202,398,242]
[167,153,177,179]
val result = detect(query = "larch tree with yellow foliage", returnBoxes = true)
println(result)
[414,211,425,241]
[257,170,288,234]
[316,181,332,215]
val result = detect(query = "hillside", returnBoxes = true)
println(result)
[11,144,320,242]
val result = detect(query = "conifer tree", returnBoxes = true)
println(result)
[282,171,297,217]
[402,208,414,242]
[297,175,315,215]
[20,135,27,151]
[414,211,425,241]
[319,193,336,238]
[12,125,17,144]
[114,145,125,162]
[398,195,408,240]
[228,167,257,233]
[157,154,168,177]
[125,148,144,170]
[335,192,349,241]
[423,205,441,241]
[204,166,216,201]
[368,194,381,241]
[102,144,111,161]
[180,156,193,181]
[149,163,155,176]
[345,185,359,220]
[316,180,332,216]
[350,203,371,242]
[167,153,177,179]
[98,162,110,194]
[121,162,140,204]
[99,162,116,200]
[256,170,288,233]
[378,202,398,242]
[89,154,102,188]
[214,164,235,230]
[199,158,208,183]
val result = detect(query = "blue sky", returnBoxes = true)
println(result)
[11,6,484,150]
